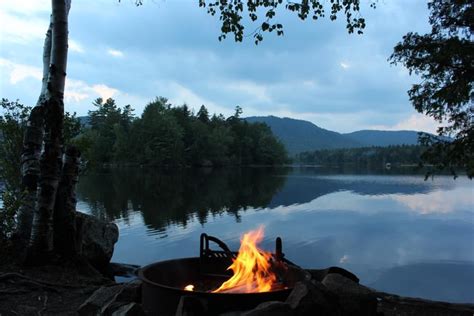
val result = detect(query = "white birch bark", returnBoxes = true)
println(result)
[14,16,52,245]
[28,0,71,259]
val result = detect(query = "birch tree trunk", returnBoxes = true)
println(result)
[27,0,71,262]
[13,17,52,247]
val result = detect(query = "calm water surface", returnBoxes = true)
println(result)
[76,167,474,303]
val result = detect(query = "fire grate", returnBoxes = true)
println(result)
[138,232,308,316]
[199,233,294,278]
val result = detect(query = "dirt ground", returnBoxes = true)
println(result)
[0,243,112,316]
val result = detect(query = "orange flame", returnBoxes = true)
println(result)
[212,227,277,293]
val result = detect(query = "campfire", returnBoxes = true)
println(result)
[138,228,307,315]
[213,227,278,293]
[184,227,284,294]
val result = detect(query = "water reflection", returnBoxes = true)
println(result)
[371,262,474,303]
[268,174,452,207]
[393,187,474,214]
[78,167,457,225]
[77,168,289,230]
[75,167,474,303]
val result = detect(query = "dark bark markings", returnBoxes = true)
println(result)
[53,146,81,257]
[14,17,53,244]
[28,0,71,258]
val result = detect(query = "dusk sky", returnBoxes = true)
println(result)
[0,0,439,133]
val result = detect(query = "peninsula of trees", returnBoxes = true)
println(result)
[73,97,289,167]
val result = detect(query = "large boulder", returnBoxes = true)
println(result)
[242,301,293,316]
[76,212,119,273]
[307,267,359,283]
[322,273,377,316]
[78,285,124,315]
[286,280,341,316]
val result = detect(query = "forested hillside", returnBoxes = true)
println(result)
[245,116,361,154]
[298,145,427,167]
[245,116,446,155]
[344,130,425,147]
[73,97,289,167]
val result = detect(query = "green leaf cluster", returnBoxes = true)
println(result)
[0,190,24,240]
[390,0,473,178]
[0,99,30,193]
[128,1,373,44]
[198,0,371,44]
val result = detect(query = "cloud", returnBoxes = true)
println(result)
[0,57,121,109]
[0,0,50,16]
[107,49,124,58]
[339,254,350,263]
[0,58,118,102]
[0,10,48,44]
[392,113,439,133]
[369,113,439,134]
[222,80,272,103]
[92,84,119,100]
[1,0,435,131]
[65,80,119,103]
[165,82,233,117]
[339,62,350,69]
[0,58,42,84]
[69,40,84,53]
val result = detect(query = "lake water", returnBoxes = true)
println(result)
[76,167,474,303]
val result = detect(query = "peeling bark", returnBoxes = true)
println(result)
[27,0,71,261]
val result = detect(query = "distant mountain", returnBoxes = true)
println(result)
[245,116,361,154]
[78,116,90,127]
[343,130,422,147]
[75,114,436,155]
[245,116,436,155]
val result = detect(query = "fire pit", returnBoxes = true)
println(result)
[138,229,309,315]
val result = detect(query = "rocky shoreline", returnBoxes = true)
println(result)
[1,214,472,315]
[1,262,473,316]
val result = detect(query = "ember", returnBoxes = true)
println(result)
[184,284,194,291]
[212,227,278,293]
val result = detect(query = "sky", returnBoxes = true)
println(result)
[0,0,439,133]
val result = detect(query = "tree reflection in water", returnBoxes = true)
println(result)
[76,167,289,231]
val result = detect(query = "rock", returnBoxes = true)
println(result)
[109,262,140,278]
[111,302,145,316]
[242,301,293,316]
[376,292,474,316]
[286,280,341,316]
[116,279,142,303]
[307,267,359,283]
[78,285,124,316]
[219,312,243,316]
[76,212,119,273]
[78,280,143,316]
[175,295,208,316]
[322,273,377,316]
